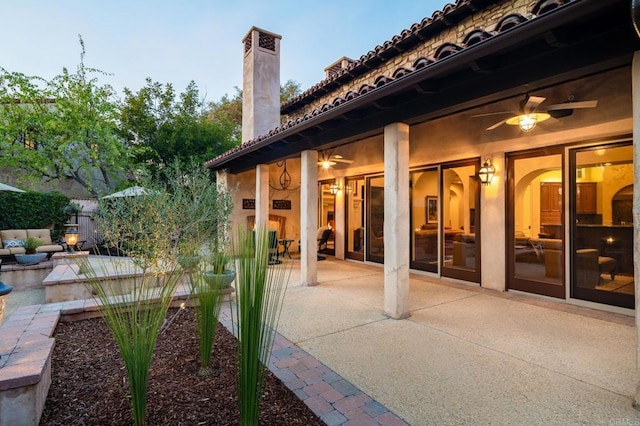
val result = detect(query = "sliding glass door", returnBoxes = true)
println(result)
[507,148,565,298]
[345,177,365,261]
[319,181,335,256]
[366,176,384,263]
[441,160,480,282]
[570,142,634,309]
[410,168,439,273]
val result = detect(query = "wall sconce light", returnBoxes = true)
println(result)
[64,223,79,253]
[478,158,495,186]
[329,182,341,195]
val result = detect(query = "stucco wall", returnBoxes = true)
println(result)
[228,160,302,251]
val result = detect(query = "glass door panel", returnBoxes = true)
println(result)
[410,168,439,272]
[319,181,335,256]
[346,177,365,261]
[367,176,384,263]
[507,150,565,298]
[441,161,480,282]
[571,143,634,309]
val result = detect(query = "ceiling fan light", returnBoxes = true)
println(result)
[518,114,537,132]
[321,160,335,170]
[505,112,551,132]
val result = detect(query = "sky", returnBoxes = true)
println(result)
[4,1,446,103]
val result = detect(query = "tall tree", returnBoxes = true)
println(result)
[280,79,302,105]
[119,79,236,173]
[207,87,242,143]
[0,37,128,197]
[207,79,302,143]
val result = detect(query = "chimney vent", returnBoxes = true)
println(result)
[324,57,356,79]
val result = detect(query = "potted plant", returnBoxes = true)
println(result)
[15,237,47,265]
[202,250,235,289]
[63,202,82,223]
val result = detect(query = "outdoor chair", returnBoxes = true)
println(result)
[268,229,281,265]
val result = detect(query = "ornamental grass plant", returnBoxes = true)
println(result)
[80,189,181,426]
[231,225,291,426]
[82,160,232,426]
[22,236,43,254]
[191,249,232,375]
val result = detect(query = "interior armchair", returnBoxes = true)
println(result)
[317,226,333,260]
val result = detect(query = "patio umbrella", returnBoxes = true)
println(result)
[102,185,154,198]
[0,182,25,192]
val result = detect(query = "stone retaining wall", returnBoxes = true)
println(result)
[0,288,194,426]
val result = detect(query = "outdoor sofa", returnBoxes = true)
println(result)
[0,229,65,262]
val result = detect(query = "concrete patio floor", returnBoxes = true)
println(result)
[3,256,639,425]
[278,257,639,425]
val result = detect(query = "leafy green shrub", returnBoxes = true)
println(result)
[0,191,70,238]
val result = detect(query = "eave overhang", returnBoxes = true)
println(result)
[208,0,639,174]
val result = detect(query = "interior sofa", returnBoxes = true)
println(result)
[0,229,65,260]
[414,224,438,261]
[452,233,475,267]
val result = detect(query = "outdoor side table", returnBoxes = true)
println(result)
[278,239,294,258]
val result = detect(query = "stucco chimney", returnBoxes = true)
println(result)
[242,27,282,143]
[324,56,355,79]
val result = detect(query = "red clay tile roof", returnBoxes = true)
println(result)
[206,0,577,169]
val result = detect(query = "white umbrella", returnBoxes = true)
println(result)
[0,182,25,192]
[102,185,154,198]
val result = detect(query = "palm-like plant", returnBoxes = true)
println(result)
[231,225,290,425]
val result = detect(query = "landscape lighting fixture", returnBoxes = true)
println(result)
[65,224,79,253]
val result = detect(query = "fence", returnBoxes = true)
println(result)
[70,199,101,250]
[75,210,101,249]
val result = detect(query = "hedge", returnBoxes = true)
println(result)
[0,191,71,239]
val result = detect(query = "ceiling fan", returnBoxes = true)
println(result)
[473,94,598,132]
[318,151,353,169]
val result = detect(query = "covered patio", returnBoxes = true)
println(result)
[2,256,637,423]
[204,0,640,417]
[278,258,637,424]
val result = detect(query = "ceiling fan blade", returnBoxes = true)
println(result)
[333,158,353,164]
[523,96,546,113]
[545,100,598,111]
[471,111,513,118]
[487,118,508,130]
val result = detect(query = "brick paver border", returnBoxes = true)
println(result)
[218,306,408,426]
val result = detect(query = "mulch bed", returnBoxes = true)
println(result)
[40,308,324,425]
